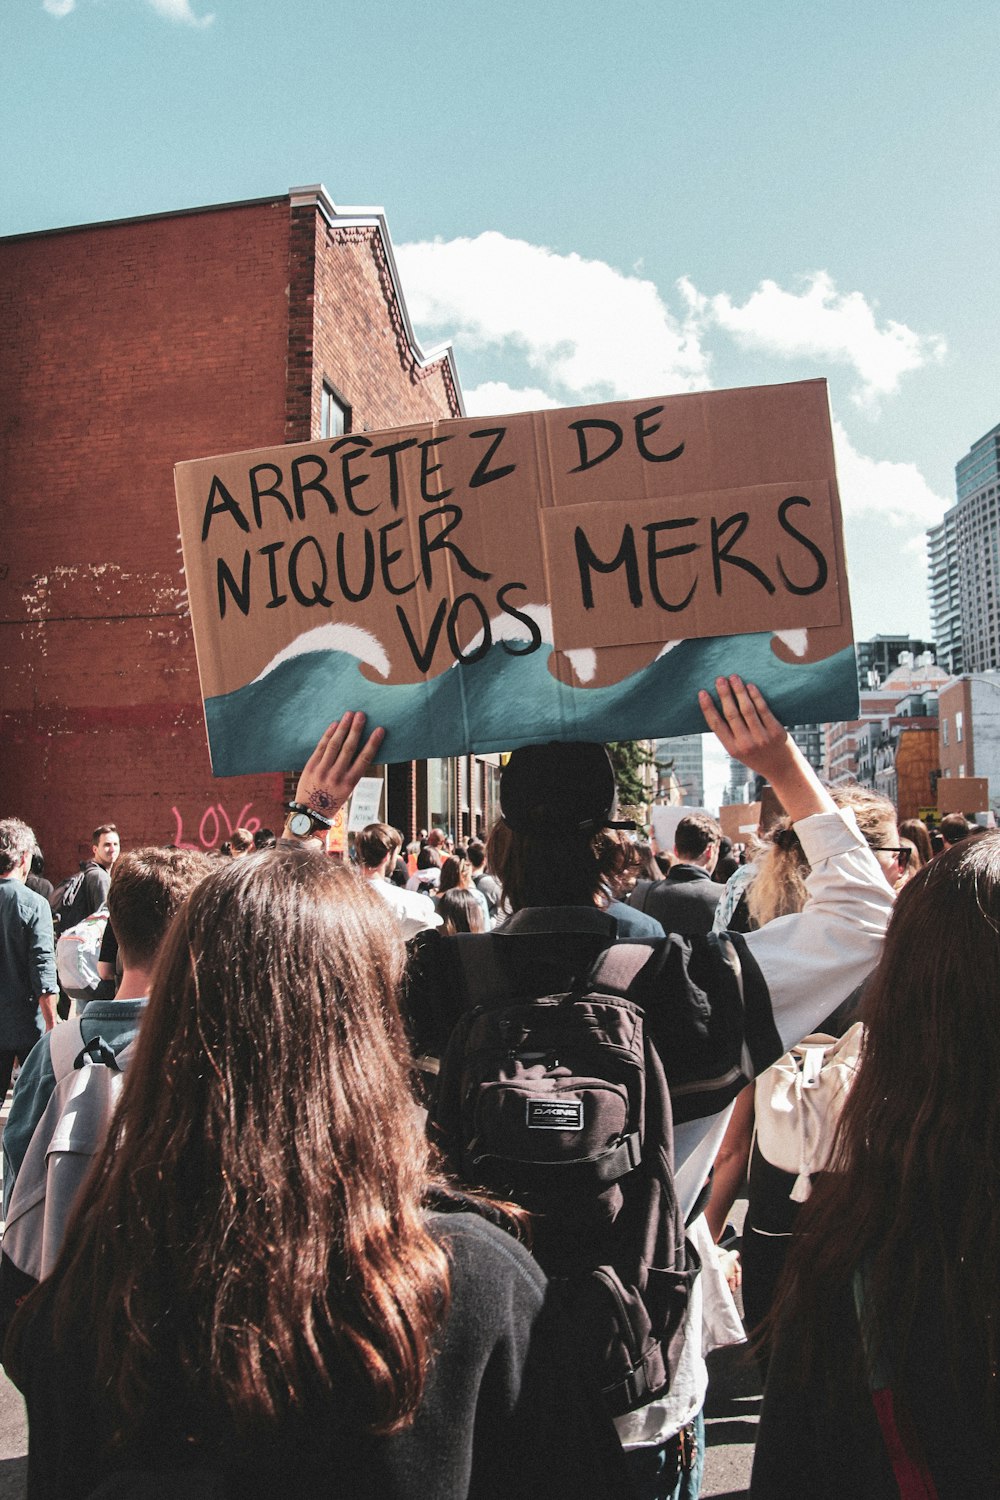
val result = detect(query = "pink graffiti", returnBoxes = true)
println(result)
[170,802,262,851]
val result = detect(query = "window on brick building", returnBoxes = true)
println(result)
[943,718,949,746]
[956,711,964,743]
[321,383,351,438]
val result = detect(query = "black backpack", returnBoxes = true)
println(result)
[86,1474,225,1498]
[49,869,89,935]
[431,918,700,1417]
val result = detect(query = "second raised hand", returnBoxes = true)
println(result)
[699,675,835,822]
[294,711,386,817]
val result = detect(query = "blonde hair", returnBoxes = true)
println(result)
[747,784,896,927]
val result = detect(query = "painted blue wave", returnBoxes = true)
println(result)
[204,636,859,775]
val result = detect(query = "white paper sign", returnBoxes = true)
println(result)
[347,776,384,833]
[651,805,711,851]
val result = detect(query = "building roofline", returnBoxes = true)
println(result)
[0,192,288,245]
[289,184,465,416]
[2,185,466,418]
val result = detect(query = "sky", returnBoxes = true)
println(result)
[5,0,999,803]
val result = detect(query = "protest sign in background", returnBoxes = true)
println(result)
[718,803,763,842]
[174,378,859,774]
[347,775,385,832]
[650,806,712,850]
[938,777,989,814]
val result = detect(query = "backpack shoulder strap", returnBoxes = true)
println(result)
[586,941,656,997]
[630,879,656,914]
[451,932,510,1007]
[48,1018,86,1082]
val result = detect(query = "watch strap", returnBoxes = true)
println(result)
[285,801,335,830]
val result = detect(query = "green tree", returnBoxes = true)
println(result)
[605,740,654,813]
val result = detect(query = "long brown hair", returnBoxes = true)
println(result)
[775,834,1000,1434]
[10,847,450,1442]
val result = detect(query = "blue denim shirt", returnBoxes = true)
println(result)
[0,879,57,1052]
[2,997,146,1219]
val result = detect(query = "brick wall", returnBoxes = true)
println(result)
[306,214,460,434]
[0,194,458,880]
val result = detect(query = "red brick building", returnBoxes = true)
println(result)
[0,186,471,878]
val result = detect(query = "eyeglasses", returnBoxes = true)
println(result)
[872,845,912,869]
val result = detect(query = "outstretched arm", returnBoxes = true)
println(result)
[700,675,893,1065]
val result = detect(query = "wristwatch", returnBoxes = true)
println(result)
[283,802,335,839]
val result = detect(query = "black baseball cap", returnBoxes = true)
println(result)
[500,742,636,835]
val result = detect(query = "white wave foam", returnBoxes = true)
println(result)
[454,602,553,657]
[251,624,391,683]
[565,648,597,684]
[772,629,809,658]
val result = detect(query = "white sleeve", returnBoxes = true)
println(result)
[741,808,893,1058]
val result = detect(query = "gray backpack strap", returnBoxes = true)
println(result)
[48,1018,86,1083]
[588,941,655,995]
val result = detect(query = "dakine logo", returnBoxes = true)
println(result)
[526,1098,584,1130]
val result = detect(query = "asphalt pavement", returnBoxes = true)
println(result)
[703,1339,760,1497]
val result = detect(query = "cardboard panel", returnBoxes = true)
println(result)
[541,483,841,652]
[718,802,762,842]
[174,379,859,774]
[938,777,989,814]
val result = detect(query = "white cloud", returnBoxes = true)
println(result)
[147,0,214,25]
[680,271,946,408]
[397,232,710,405]
[463,381,562,416]
[832,418,949,527]
[42,0,214,21]
[399,232,948,557]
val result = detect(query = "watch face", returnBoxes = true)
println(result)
[289,811,315,837]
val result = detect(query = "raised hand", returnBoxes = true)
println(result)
[293,712,386,820]
[699,675,835,822]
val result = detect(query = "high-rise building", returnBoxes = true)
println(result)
[653,735,705,806]
[788,725,824,776]
[928,510,963,676]
[725,756,751,805]
[928,421,1000,675]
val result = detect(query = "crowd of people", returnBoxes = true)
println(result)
[0,681,997,1498]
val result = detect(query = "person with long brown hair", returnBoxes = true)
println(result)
[5,719,629,1500]
[750,833,1000,1497]
[436,854,491,929]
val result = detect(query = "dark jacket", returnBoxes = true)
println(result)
[629,865,727,937]
[752,1275,999,1499]
[9,1212,631,1500]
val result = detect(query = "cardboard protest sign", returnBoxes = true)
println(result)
[938,777,989,814]
[174,378,860,774]
[347,776,385,833]
[718,803,762,842]
[324,805,348,857]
